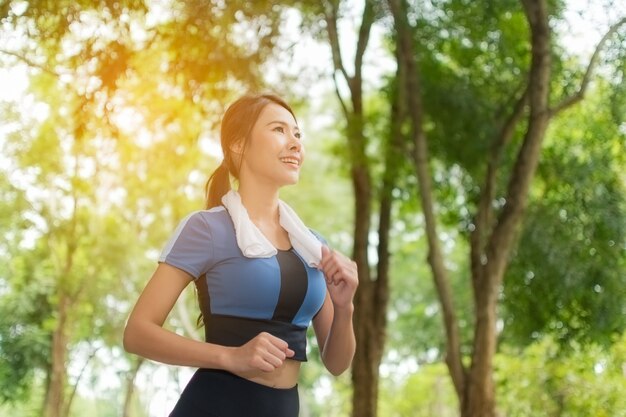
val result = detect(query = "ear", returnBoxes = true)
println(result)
[229,138,245,155]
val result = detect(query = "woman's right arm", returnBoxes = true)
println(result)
[123,263,294,372]
[123,263,231,368]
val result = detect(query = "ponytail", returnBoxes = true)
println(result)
[204,94,295,210]
[197,93,297,328]
[205,162,231,209]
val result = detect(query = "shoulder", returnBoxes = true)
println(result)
[188,206,229,226]
[168,206,230,239]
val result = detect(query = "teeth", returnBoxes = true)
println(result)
[280,157,299,165]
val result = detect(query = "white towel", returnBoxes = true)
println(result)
[221,190,322,267]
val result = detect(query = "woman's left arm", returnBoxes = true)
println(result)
[313,245,358,376]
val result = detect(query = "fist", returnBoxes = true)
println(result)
[229,332,294,373]
[319,245,358,309]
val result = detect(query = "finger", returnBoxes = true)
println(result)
[261,332,289,350]
[320,245,333,269]
[263,334,295,359]
[265,342,288,361]
[321,245,331,260]
[331,270,346,286]
[262,350,285,368]
[252,356,277,372]
[324,265,340,284]
[320,251,339,272]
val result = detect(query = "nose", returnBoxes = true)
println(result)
[288,135,302,152]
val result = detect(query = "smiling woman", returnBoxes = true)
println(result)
[123,93,359,417]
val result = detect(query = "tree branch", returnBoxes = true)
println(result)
[353,0,376,88]
[331,71,350,121]
[486,0,552,282]
[550,17,626,116]
[374,42,407,328]
[470,86,529,289]
[323,1,352,87]
[0,49,62,77]
[64,345,101,417]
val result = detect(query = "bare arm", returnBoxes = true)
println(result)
[313,292,356,376]
[123,263,231,368]
[313,246,358,376]
[123,263,294,372]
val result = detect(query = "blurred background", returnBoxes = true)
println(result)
[1,0,625,416]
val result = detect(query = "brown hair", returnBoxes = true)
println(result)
[204,93,297,209]
[197,94,297,328]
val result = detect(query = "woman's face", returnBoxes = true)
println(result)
[238,103,304,188]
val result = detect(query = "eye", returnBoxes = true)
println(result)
[294,131,302,140]
[273,126,285,133]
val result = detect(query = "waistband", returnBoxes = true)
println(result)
[204,314,308,361]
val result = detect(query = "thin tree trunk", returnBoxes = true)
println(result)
[64,346,100,417]
[43,293,69,417]
[324,2,386,416]
[387,0,466,400]
[44,146,80,417]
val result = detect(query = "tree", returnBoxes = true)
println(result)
[315,1,408,416]
[386,0,626,415]
[1,1,293,416]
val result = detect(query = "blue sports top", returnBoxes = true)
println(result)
[158,206,327,361]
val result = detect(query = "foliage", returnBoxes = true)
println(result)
[496,334,626,417]
[503,85,626,347]
[375,334,626,417]
[379,362,458,417]
[1,0,625,415]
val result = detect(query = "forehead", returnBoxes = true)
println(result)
[256,103,298,128]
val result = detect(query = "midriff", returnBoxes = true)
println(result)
[232,359,302,389]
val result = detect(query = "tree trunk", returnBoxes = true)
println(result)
[461,280,498,417]
[458,4,552,413]
[324,2,386,416]
[387,0,466,400]
[65,346,100,417]
[43,293,69,417]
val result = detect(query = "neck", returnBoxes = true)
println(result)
[237,181,280,224]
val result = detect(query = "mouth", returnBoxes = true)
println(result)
[279,156,301,167]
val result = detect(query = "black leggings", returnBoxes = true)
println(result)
[168,368,299,417]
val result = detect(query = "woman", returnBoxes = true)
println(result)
[123,93,358,417]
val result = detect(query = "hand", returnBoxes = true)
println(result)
[227,332,294,373]
[319,246,359,309]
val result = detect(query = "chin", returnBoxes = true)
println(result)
[280,174,300,186]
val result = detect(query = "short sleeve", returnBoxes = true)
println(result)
[158,212,214,280]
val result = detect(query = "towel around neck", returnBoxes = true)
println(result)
[221,190,322,267]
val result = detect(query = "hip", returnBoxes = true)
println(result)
[169,368,300,417]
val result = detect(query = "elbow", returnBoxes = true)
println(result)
[328,363,350,377]
[122,321,139,354]
[324,357,352,377]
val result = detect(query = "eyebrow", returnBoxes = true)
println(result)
[266,120,300,131]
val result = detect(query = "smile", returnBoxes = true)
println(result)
[280,157,300,166]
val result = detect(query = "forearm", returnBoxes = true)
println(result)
[123,320,231,369]
[321,304,356,376]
